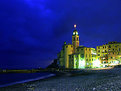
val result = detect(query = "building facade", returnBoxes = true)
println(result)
[97,41,121,67]
[57,25,121,69]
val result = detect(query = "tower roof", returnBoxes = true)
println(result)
[73,29,78,35]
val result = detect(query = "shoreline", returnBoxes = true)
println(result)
[0,68,117,88]
[0,73,56,88]
[0,68,121,91]
[0,71,76,88]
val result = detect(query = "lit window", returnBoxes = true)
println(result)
[76,32,78,35]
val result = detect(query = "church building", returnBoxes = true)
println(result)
[57,25,100,69]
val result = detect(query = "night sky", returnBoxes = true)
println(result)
[0,0,121,69]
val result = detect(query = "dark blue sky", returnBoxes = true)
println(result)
[0,0,121,69]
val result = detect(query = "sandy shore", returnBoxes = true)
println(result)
[0,68,121,91]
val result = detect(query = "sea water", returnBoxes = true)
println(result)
[0,72,55,87]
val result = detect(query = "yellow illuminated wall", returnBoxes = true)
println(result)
[96,42,121,67]
[96,45,108,66]
[71,47,98,68]
[64,44,73,68]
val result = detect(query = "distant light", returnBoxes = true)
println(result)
[74,24,76,28]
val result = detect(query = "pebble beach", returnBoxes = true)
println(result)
[0,68,121,91]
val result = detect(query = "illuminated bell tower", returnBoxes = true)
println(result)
[72,24,79,53]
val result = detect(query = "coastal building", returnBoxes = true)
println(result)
[57,25,121,69]
[96,44,109,67]
[57,25,99,69]
[97,41,121,67]
[69,46,99,69]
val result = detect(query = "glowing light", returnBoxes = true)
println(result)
[92,53,96,55]
[76,32,78,35]
[110,60,119,66]
[93,59,101,68]
[115,60,119,64]
[74,24,76,28]
[79,59,85,69]
[91,49,96,55]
